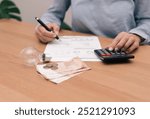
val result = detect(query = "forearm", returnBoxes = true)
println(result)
[129,0,150,44]
[129,20,150,44]
[41,0,71,26]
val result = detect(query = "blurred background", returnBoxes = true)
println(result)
[13,0,72,26]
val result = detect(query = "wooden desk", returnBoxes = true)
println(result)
[0,20,150,102]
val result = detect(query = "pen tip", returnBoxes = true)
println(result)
[35,17,39,20]
[55,35,59,40]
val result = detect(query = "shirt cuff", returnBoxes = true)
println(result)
[129,29,150,45]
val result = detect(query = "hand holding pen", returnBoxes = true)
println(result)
[35,17,60,43]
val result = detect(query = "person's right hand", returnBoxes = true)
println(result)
[35,23,60,43]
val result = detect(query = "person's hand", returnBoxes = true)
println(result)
[108,32,141,53]
[35,23,60,43]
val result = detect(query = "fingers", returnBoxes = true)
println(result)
[108,32,141,53]
[47,23,60,35]
[123,37,134,50]
[126,41,140,53]
[108,33,123,51]
[35,28,51,43]
[35,23,60,43]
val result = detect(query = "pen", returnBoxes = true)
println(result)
[35,17,59,40]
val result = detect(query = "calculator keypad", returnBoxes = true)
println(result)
[94,49,134,62]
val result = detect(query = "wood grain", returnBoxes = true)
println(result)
[0,20,150,102]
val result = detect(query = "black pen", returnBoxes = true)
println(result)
[35,17,59,40]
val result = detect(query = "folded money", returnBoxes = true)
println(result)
[36,57,91,84]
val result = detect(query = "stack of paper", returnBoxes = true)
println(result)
[36,57,91,84]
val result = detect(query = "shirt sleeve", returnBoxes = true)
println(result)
[40,0,71,26]
[129,0,150,44]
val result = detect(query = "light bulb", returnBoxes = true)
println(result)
[20,47,51,66]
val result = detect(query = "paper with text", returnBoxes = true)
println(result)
[44,36,101,61]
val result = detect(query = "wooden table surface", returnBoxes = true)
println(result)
[0,20,150,102]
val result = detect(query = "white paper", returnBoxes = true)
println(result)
[44,36,101,61]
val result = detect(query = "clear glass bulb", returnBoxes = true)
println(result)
[20,47,51,66]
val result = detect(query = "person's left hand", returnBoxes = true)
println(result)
[107,32,141,53]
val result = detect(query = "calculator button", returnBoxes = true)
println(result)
[101,49,111,56]
[120,51,126,55]
[97,49,105,55]
[102,49,111,54]
[105,49,115,55]
[114,51,121,55]
[110,50,117,55]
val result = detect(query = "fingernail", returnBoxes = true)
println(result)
[108,47,113,51]
[126,51,129,54]
[121,48,125,51]
[115,47,119,51]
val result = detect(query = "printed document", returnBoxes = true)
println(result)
[44,36,101,61]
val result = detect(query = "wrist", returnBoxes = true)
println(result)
[131,33,145,43]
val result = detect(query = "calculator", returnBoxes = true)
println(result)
[94,49,134,62]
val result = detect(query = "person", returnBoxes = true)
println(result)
[35,0,150,53]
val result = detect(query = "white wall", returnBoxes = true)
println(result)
[13,0,72,25]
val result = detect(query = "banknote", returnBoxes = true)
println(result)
[36,57,91,83]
